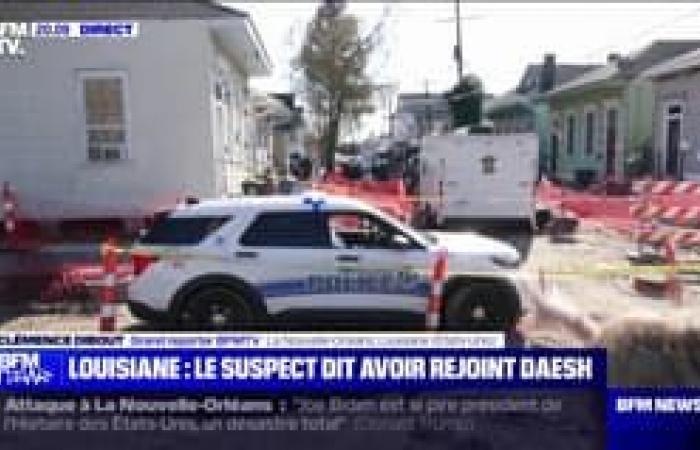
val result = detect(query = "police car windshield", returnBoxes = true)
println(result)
[372,208,431,248]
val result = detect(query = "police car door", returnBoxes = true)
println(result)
[326,211,431,315]
[236,210,338,315]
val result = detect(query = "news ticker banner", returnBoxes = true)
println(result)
[0,333,603,394]
[1,334,700,448]
[0,333,606,448]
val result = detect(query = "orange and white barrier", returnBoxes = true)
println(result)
[629,179,700,249]
[658,206,700,226]
[635,225,700,248]
[630,202,700,227]
[100,238,119,332]
[313,177,415,222]
[632,180,700,196]
[425,249,448,331]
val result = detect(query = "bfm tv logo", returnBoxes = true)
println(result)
[0,22,29,57]
[0,352,52,385]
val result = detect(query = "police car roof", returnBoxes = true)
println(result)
[170,192,373,216]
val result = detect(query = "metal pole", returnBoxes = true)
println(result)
[424,79,430,137]
[454,0,463,81]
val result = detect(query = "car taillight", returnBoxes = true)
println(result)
[132,252,160,276]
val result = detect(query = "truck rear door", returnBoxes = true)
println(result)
[430,134,537,223]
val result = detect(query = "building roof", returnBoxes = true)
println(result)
[483,92,531,115]
[642,47,700,79]
[485,62,601,115]
[623,40,700,74]
[0,1,273,76]
[397,93,450,113]
[0,0,248,20]
[398,93,447,102]
[516,63,601,94]
[547,64,621,97]
[547,40,700,98]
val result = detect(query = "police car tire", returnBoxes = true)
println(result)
[178,286,256,330]
[444,283,517,332]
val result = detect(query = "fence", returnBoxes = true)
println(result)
[313,175,415,222]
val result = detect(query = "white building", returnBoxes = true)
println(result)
[395,93,452,141]
[269,94,305,177]
[350,83,397,142]
[0,1,271,219]
[246,92,305,180]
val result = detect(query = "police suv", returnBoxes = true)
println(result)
[127,193,524,331]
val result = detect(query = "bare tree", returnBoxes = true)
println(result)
[295,0,383,170]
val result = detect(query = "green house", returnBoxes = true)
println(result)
[484,54,600,177]
[545,41,700,185]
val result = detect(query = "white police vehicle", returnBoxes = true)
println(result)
[127,193,524,331]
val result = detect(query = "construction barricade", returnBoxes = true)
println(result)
[425,249,448,331]
[536,178,699,303]
[629,180,700,250]
[99,238,119,331]
[627,180,700,302]
[313,176,415,223]
[37,239,134,330]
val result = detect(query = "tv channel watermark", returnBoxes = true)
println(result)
[0,22,139,57]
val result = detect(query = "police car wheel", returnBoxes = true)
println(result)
[444,284,515,332]
[179,287,254,330]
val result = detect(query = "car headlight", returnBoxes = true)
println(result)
[490,254,521,268]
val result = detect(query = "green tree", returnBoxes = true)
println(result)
[295,0,382,170]
[445,74,484,129]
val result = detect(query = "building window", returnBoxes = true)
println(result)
[481,155,497,175]
[585,111,595,155]
[668,104,683,116]
[566,114,576,154]
[81,72,128,161]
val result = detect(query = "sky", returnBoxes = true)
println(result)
[227,2,700,140]
[229,2,700,96]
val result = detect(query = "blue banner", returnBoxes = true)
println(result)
[0,348,605,394]
[608,388,700,450]
[0,341,609,449]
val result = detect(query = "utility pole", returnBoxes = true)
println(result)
[454,0,463,82]
[424,79,433,137]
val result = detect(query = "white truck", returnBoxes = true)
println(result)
[418,133,538,229]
